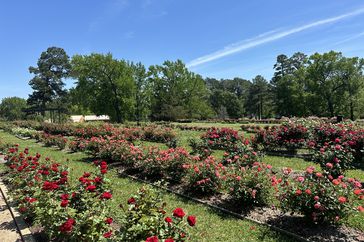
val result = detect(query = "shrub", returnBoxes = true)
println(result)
[222,140,260,168]
[311,143,354,177]
[139,147,191,181]
[11,127,37,138]
[188,138,212,159]
[40,133,68,150]
[4,147,114,241]
[184,156,225,194]
[253,123,308,153]
[201,127,243,151]
[225,163,273,207]
[117,185,196,241]
[278,166,363,224]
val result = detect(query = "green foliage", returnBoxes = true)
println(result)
[278,167,362,225]
[226,163,273,207]
[117,185,195,241]
[148,60,213,121]
[0,97,27,120]
[28,47,71,115]
[71,53,136,123]
[246,75,274,119]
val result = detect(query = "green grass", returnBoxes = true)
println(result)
[262,155,320,171]
[0,131,296,242]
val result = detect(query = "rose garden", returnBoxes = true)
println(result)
[0,118,363,241]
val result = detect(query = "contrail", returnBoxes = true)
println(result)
[333,31,364,46]
[187,7,364,68]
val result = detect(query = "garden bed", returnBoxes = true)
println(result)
[118,168,364,242]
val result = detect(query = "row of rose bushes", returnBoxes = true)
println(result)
[2,145,196,241]
[3,122,364,226]
[9,121,177,145]
[253,122,364,177]
[67,135,364,225]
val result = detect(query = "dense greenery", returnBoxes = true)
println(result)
[27,47,71,116]
[4,47,364,122]
[0,97,27,120]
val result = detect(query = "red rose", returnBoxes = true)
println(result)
[42,181,59,191]
[61,171,68,177]
[127,197,136,204]
[187,215,196,226]
[314,196,319,201]
[101,169,107,174]
[358,206,364,212]
[83,172,91,177]
[100,192,112,199]
[60,200,69,207]
[354,189,362,195]
[105,217,113,224]
[305,189,312,195]
[173,208,185,218]
[338,196,347,204]
[59,218,75,233]
[165,239,174,242]
[103,231,112,238]
[295,189,302,196]
[332,179,340,186]
[145,236,158,242]
[86,185,97,192]
[61,194,69,200]
[314,203,321,209]
[165,217,172,223]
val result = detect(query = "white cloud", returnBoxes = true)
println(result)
[187,7,364,68]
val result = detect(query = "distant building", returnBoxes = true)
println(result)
[70,115,110,123]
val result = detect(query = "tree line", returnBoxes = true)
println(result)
[1,47,363,122]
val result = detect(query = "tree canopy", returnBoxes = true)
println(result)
[28,47,71,115]
[0,97,27,121]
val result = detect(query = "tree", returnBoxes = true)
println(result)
[148,60,213,120]
[131,62,150,125]
[71,53,135,123]
[209,89,244,118]
[337,57,364,120]
[246,75,273,119]
[305,51,346,117]
[272,52,308,117]
[28,47,71,116]
[0,97,27,120]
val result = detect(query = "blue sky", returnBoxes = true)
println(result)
[1,0,364,100]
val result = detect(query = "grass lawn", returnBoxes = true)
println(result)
[0,131,296,242]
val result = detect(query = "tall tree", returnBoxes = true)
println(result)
[305,51,345,117]
[28,47,71,115]
[337,57,364,120]
[272,52,307,117]
[131,62,150,125]
[148,60,213,120]
[246,75,273,119]
[0,97,27,120]
[71,53,135,123]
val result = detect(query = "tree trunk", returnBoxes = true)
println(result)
[350,100,355,120]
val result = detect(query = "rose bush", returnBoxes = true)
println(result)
[226,162,274,207]
[278,166,363,224]
[117,185,196,241]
